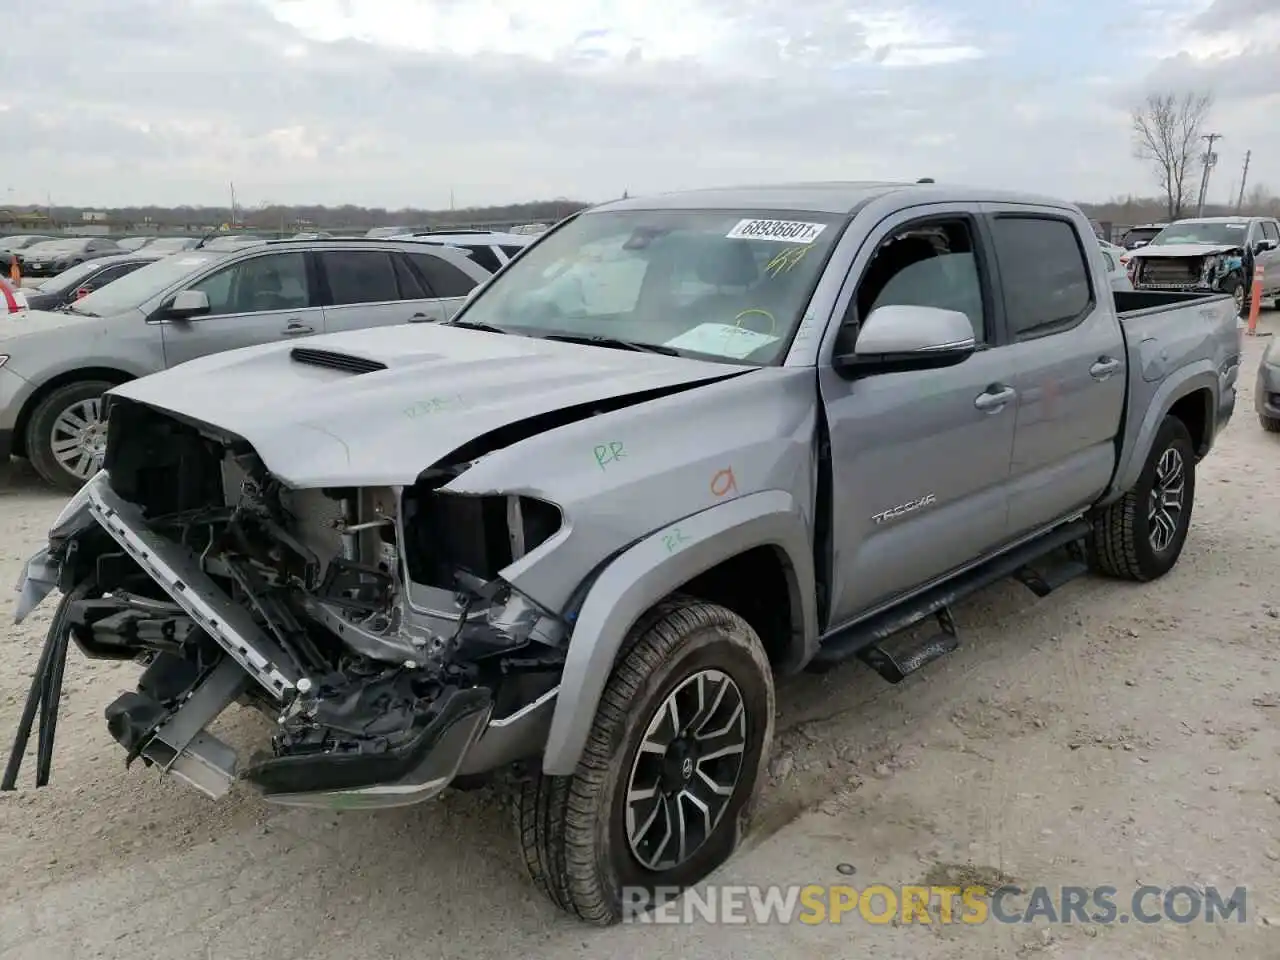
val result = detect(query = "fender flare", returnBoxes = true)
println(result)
[540,489,817,776]
[1105,364,1218,501]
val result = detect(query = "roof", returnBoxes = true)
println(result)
[1169,215,1267,224]
[588,181,1077,216]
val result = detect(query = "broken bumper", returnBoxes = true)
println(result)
[13,472,558,809]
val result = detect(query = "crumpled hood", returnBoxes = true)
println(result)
[1130,243,1242,259]
[0,308,97,342]
[108,323,749,488]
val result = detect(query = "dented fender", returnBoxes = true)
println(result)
[540,489,817,776]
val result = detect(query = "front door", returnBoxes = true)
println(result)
[160,250,323,368]
[820,206,1019,625]
[1257,220,1280,297]
[983,207,1128,537]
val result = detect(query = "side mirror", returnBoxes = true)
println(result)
[166,289,210,320]
[1258,239,1277,253]
[833,304,976,376]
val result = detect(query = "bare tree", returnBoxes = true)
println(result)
[1131,91,1214,220]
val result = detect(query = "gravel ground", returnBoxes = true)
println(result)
[1,316,1278,960]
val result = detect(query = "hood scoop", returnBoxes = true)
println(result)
[289,347,388,375]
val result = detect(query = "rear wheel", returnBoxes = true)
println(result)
[516,598,774,925]
[25,380,115,492]
[1261,414,1280,434]
[1087,416,1196,581]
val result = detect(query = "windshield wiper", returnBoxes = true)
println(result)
[538,333,682,356]
[443,319,511,335]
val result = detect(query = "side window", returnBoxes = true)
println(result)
[1261,220,1280,244]
[459,244,503,273]
[989,216,1092,340]
[319,250,399,305]
[407,252,480,298]
[188,252,310,316]
[1100,249,1116,272]
[499,245,526,259]
[391,253,427,299]
[86,263,133,288]
[852,219,987,341]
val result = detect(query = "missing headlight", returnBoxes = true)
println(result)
[401,488,562,590]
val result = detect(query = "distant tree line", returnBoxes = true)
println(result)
[13,198,595,232]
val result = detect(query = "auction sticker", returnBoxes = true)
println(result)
[726,219,827,243]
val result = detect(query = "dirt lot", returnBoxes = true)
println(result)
[2,317,1279,960]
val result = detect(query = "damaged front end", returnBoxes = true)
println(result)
[1132,248,1244,294]
[6,398,567,809]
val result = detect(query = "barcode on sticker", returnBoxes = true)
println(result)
[726,219,827,243]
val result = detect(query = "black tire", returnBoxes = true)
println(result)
[1224,275,1245,317]
[1261,414,1280,434]
[25,380,116,492]
[516,598,774,925]
[1087,415,1196,582]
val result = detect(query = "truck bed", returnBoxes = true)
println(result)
[1113,288,1230,319]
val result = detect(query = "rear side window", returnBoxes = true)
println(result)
[407,252,480,298]
[458,244,503,273]
[500,245,526,259]
[391,253,427,298]
[990,216,1093,340]
[319,250,399,305]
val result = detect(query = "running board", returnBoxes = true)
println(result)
[811,518,1091,670]
[858,607,959,683]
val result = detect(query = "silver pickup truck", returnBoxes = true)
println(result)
[6,182,1239,925]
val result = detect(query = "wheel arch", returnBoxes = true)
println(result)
[540,489,817,776]
[12,367,133,458]
[1103,366,1218,505]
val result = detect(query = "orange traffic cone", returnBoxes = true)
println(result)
[1247,265,1265,336]
[7,258,18,285]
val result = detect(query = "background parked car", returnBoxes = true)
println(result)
[20,251,167,311]
[1,234,57,272]
[142,236,200,253]
[1119,223,1166,250]
[389,229,534,272]
[16,237,121,277]
[0,238,492,489]
[114,236,154,251]
[1097,240,1134,291]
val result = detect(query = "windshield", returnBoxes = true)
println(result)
[70,251,226,315]
[1149,222,1249,246]
[38,260,103,291]
[455,209,845,364]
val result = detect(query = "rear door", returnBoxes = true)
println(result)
[160,250,323,367]
[404,248,489,320]
[316,248,432,332]
[984,206,1127,537]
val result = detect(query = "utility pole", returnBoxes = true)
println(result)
[1196,133,1222,217]
[1236,150,1251,212]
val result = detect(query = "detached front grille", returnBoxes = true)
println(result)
[1138,258,1203,287]
[289,347,388,375]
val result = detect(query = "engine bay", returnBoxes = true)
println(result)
[38,397,568,802]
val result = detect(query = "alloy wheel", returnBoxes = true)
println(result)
[49,397,106,480]
[1147,446,1185,553]
[624,668,748,872]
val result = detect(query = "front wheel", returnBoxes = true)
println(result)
[516,598,774,925]
[1087,415,1196,581]
[25,380,115,492]
[1224,275,1245,317]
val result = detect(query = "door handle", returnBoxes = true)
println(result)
[1090,356,1121,380]
[974,385,1016,412]
[281,321,314,336]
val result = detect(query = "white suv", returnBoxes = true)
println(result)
[392,230,534,273]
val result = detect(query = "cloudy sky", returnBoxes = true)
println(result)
[1,0,1276,209]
